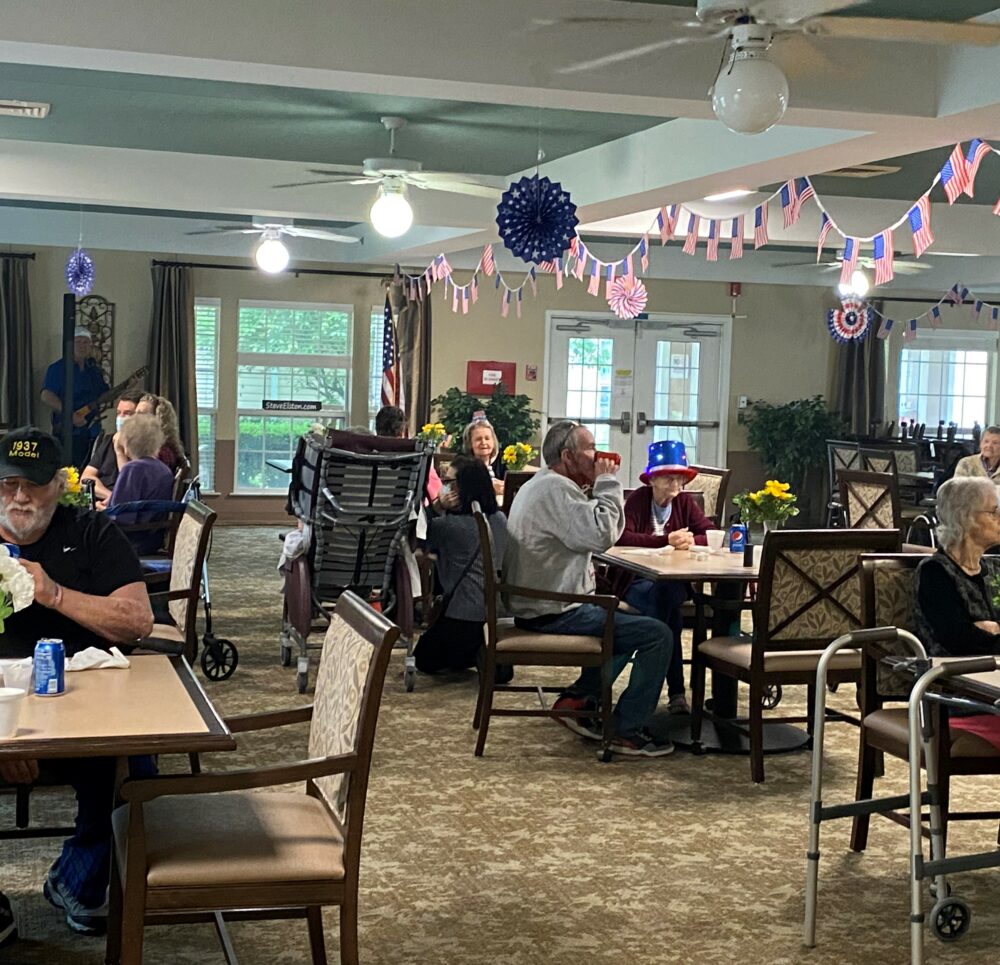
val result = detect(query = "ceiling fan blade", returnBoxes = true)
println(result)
[408,176,503,199]
[304,166,365,176]
[555,33,717,74]
[749,0,865,24]
[272,178,361,189]
[184,226,261,236]
[804,15,1000,46]
[774,32,846,79]
[282,226,361,243]
[773,259,839,269]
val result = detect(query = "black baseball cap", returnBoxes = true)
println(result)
[0,427,62,485]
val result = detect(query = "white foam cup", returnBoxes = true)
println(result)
[2,661,32,692]
[0,687,26,738]
[705,529,726,553]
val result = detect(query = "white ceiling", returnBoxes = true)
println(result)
[1,0,1000,293]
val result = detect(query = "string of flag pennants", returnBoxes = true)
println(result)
[394,138,1000,316]
[863,283,1000,342]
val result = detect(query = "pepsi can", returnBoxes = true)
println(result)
[34,639,66,697]
[0,542,18,558]
[729,523,747,554]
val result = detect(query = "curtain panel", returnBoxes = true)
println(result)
[147,264,199,475]
[832,322,885,437]
[0,256,33,430]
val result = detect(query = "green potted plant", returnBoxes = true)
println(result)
[430,383,540,453]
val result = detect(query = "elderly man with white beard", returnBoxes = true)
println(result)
[0,426,153,946]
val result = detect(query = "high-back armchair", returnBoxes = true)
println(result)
[687,464,732,525]
[838,469,902,531]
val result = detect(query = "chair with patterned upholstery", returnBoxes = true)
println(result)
[687,464,733,525]
[838,469,902,531]
[690,528,900,783]
[472,507,616,761]
[860,447,897,476]
[106,590,397,965]
[827,440,860,526]
[849,554,1000,852]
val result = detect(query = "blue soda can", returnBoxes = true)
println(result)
[0,542,19,558]
[729,523,747,554]
[34,639,66,696]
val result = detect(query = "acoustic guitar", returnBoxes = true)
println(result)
[52,365,148,432]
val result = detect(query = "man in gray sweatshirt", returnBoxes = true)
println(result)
[504,420,673,758]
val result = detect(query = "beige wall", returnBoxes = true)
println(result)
[16,245,839,522]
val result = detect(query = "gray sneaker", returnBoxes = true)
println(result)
[43,873,107,936]
[601,729,675,759]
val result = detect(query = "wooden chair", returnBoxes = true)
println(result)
[838,469,902,531]
[860,447,897,476]
[106,590,397,965]
[690,528,900,783]
[850,554,1000,852]
[827,440,860,526]
[472,507,616,760]
[500,469,536,517]
[687,464,733,524]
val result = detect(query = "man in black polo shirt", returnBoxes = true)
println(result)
[0,426,154,944]
[79,386,144,504]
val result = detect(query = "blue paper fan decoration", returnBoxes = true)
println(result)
[496,174,578,265]
[827,297,872,343]
[66,248,95,296]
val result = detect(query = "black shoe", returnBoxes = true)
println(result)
[0,892,17,949]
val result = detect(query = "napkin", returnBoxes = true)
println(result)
[617,545,674,556]
[66,647,131,671]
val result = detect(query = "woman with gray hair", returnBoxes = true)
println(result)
[462,418,505,496]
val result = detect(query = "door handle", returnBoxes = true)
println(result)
[636,411,647,434]
[619,410,631,434]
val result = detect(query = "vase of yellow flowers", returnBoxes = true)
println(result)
[416,422,448,449]
[58,466,91,510]
[732,479,799,534]
[501,442,536,472]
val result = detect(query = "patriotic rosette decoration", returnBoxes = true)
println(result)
[608,276,648,320]
[65,248,95,296]
[827,298,872,344]
[496,174,578,265]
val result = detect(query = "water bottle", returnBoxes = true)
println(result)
[0,542,19,558]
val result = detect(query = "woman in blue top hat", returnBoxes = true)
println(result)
[610,439,712,714]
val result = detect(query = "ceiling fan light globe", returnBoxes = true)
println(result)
[849,268,870,298]
[712,52,789,134]
[370,186,414,238]
[254,236,290,273]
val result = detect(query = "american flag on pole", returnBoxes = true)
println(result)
[730,215,744,260]
[481,244,495,276]
[816,212,832,262]
[380,294,400,407]
[780,180,798,228]
[908,195,934,257]
[876,316,894,339]
[753,203,768,248]
[839,237,859,285]
[706,219,719,261]
[964,138,991,197]
[939,143,969,204]
[790,177,815,222]
[873,229,894,286]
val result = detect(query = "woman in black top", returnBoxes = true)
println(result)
[915,476,1000,749]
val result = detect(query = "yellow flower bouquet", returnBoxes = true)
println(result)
[502,442,536,471]
[417,422,448,448]
[732,479,799,526]
[58,466,91,509]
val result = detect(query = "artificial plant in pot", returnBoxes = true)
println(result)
[739,396,846,526]
[430,383,541,454]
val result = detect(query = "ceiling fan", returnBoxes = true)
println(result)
[554,0,1000,134]
[775,253,930,275]
[186,221,360,273]
[273,116,505,238]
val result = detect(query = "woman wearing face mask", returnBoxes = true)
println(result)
[462,419,505,497]
[80,388,144,503]
[416,455,510,681]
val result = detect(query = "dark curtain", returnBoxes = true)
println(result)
[832,325,885,437]
[0,257,33,430]
[393,282,433,435]
[147,264,199,475]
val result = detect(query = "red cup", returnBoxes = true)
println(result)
[594,450,621,466]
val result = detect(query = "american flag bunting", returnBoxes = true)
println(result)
[839,237,859,285]
[730,216,744,260]
[876,316,894,339]
[930,305,942,328]
[516,288,522,319]
[753,203,768,248]
[940,143,969,204]
[604,263,616,299]
[791,177,814,222]
[973,300,983,319]
[903,318,918,341]
[780,180,798,228]
[587,261,600,296]
[706,220,719,261]
[640,236,650,272]
[992,307,1000,329]
[908,195,934,257]
[964,139,991,197]
[816,212,832,262]
[481,244,495,276]
[501,289,510,318]
[873,229,894,286]
[683,214,700,255]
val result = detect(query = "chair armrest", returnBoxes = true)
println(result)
[224,705,314,733]
[120,753,357,803]
[146,589,191,603]
[497,583,618,612]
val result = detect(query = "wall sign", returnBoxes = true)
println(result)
[466,360,516,395]
[262,399,322,412]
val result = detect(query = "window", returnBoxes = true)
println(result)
[897,329,996,429]
[235,301,352,491]
[194,299,219,491]
[565,336,612,448]
[653,339,700,463]
[369,305,385,427]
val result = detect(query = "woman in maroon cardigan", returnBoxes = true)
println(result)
[610,440,713,714]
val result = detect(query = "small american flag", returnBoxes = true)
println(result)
[930,305,942,328]
[537,260,557,273]
[816,212,832,262]
[839,237,859,285]
[640,236,650,271]
[380,295,400,408]
[705,219,719,261]
[902,318,918,341]
[730,216,744,260]
[656,208,669,244]
[973,300,983,319]
[992,307,1000,329]
[964,138,991,197]
[780,180,798,228]
[753,203,768,248]
[940,143,969,204]
[481,244,495,276]
[876,316,894,339]
[908,195,934,257]
[946,284,962,305]
[791,177,815,222]
[682,214,699,255]
[873,229,894,286]
[993,196,1000,217]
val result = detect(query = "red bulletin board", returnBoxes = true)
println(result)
[466,360,516,395]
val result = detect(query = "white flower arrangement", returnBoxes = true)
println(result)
[0,547,34,633]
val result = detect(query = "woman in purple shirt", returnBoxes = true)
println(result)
[107,414,175,554]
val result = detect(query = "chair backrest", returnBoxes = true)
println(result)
[753,528,901,654]
[501,470,536,518]
[167,500,216,640]
[687,464,732,523]
[860,447,897,476]
[827,440,860,493]
[307,590,398,872]
[473,506,501,638]
[838,469,902,530]
[858,553,926,708]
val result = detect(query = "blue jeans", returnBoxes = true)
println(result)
[517,605,671,738]
[623,578,688,698]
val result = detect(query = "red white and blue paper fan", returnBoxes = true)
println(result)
[496,174,578,265]
[608,276,648,319]
[828,298,872,343]
[65,248,95,296]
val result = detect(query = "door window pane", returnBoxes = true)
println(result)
[565,337,612,449]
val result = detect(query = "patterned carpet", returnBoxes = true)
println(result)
[4,527,1000,964]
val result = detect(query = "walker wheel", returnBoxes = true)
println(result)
[931,897,971,942]
[762,684,783,709]
[201,637,238,681]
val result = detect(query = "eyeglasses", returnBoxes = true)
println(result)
[549,421,581,456]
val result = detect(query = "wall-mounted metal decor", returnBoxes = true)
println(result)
[76,294,115,385]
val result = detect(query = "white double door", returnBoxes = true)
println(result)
[545,313,731,483]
